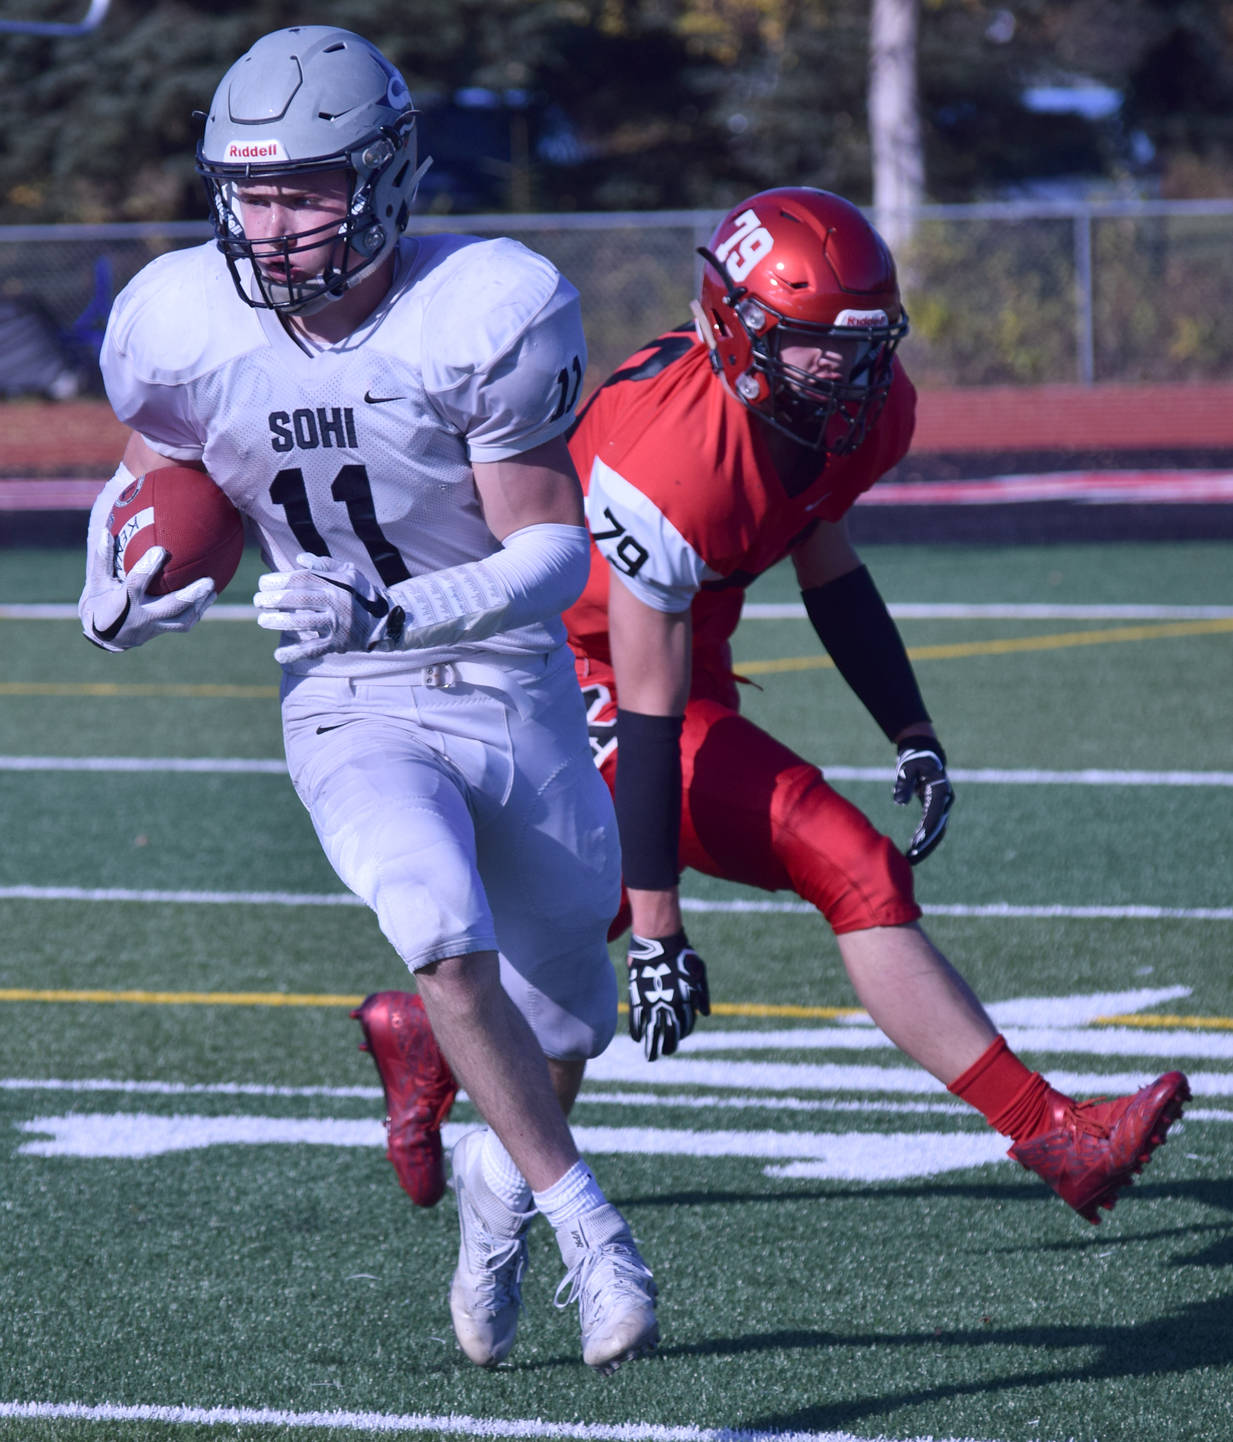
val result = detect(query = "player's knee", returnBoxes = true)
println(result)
[501,941,619,1061]
[776,773,920,934]
[371,864,497,972]
[825,832,919,934]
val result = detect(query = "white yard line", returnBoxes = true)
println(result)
[0,756,287,773]
[743,602,1233,620]
[0,884,363,906]
[685,898,1233,922]
[1,884,1230,922]
[5,755,1233,787]
[0,1399,1022,1442]
[819,767,1233,786]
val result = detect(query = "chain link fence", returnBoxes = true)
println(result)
[2,199,1231,398]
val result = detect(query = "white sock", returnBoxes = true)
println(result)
[480,1130,533,1214]
[532,1159,607,1230]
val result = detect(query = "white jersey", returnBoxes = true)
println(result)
[100,234,587,677]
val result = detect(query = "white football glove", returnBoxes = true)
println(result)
[83,539,216,653]
[254,553,405,664]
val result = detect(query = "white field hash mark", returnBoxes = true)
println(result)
[0,1399,1017,1442]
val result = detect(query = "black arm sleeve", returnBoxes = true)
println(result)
[614,709,683,890]
[801,565,930,742]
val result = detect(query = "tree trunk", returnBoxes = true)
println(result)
[869,0,923,253]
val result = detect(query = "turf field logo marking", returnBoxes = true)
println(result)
[12,989,1233,1179]
[13,1107,1230,1178]
[8,1114,1011,1180]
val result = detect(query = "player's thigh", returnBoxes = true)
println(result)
[281,680,496,968]
[480,649,620,931]
[480,653,622,1058]
[680,700,918,933]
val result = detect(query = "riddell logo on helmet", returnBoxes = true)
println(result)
[835,308,889,328]
[224,139,289,162]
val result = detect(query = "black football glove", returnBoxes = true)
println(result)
[893,734,955,865]
[626,930,711,1061]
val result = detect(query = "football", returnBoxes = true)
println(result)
[107,465,245,597]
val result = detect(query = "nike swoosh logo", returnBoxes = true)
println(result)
[316,574,389,620]
[363,391,405,405]
[316,722,350,735]
[91,595,131,642]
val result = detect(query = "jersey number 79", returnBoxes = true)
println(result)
[590,506,649,578]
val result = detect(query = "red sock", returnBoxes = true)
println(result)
[948,1034,1064,1141]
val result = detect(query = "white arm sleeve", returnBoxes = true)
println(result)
[388,521,590,651]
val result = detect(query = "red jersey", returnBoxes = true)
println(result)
[564,325,916,693]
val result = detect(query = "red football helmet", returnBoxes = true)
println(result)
[694,187,908,452]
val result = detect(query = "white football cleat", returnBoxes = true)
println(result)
[448,1129,534,1366]
[554,1203,659,1375]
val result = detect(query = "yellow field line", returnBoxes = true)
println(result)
[737,616,1233,676]
[1097,1011,1233,1030]
[0,988,853,1017]
[708,1001,862,1019]
[7,618,1233,697]
[1,987,1229,1029]
[0,988,362,1007]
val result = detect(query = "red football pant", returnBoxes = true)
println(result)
[579,663,920,939]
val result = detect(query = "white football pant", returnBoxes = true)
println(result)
[280,645,621,1060]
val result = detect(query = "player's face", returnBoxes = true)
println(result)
[232,170,352,285]
[779,333,877,389]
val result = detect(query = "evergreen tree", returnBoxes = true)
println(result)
[0,0,1230,224]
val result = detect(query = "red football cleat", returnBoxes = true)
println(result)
[351,990,458,1208]
[1009,1071,1190,1223]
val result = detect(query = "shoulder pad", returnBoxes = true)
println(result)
[103,245,261,387]
[420,237,570,374]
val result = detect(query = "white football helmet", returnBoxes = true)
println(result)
[196,26,427,315]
